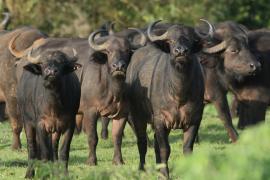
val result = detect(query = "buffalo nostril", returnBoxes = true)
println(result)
[250,63,256,71]
[174,48,180,55]
[120,63,126,69]
[112,63,118,68]
[53,69,58,74]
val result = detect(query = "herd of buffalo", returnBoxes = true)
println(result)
[0,12,270,179]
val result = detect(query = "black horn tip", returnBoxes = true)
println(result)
[128,28,147,47]
[147,20,168,42]
[88,30,110,51]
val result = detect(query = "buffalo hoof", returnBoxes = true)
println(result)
[138,163,145,171]
[101,130,108,140]
[183,148,192,155]
[237,124,245,130]
[112,158,124,165]
[12,142,22,150]
[159,167,169,180]
[86,158,97,166]
[74,128,81,135]
[228,129,238,143]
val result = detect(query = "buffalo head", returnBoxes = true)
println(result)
[88,28,146,79]
[201,21,261,76]
[23,50,81,88]
[147,19,213,67]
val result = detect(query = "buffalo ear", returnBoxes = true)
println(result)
[63,62,82,74]
[91,51,107,64]
[23,63,42,75]
[154,40,170,53]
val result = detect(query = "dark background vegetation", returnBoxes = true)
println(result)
[1,0,270,37]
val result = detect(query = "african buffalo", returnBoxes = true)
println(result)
[12,27,146,165]
[14,45,81,178]
[79,29,146,165]
[199,21,261,140]
[126,20,213,178]
[233,29,270,128]
[0,27,47,149]
[0,12,11,122]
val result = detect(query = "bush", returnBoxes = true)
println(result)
[174,123,270,180]
[1,0,270,37]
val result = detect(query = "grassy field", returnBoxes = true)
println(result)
[0,103,269,180]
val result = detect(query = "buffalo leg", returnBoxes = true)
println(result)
[112,117,126,165]
[0,102,6,122]
[24,123,37,178]
[238,101,267,129]
[132,118,147,170]
[74,113,83,134]
[6,97,22,150]
[213,96,238,142]
[183,124,200,154]
[154,123,170,179]
[84,110,98,165]
[101,117,110,140]
[59,121,75,171]
[52,132,61,161]
[230,95,239,118]
[36,127,52,161]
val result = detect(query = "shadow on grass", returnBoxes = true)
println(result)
[69,155,87,165]
[69,154,113,165]
[198,124,229,144]
[0,143,11,150]
[0,159,27,167]
[167,124,229,145]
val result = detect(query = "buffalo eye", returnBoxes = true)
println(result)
[230,49,239,54]
[63,62,82,74]
[168,39,176,44]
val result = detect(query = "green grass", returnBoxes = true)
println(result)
[0,103,269,179]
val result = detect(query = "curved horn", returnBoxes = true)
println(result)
[195,19,215,39]
[27,48,41,64]
[88,30,110,51]
[72,48,78,57]
[147,20,168,42]
[0,12,10,30]
[9,33,47,58]
[202,41,227,54]
[128,28,147,48]
[8,33,28,58]
[108,22,115,35]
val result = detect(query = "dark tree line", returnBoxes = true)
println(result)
[0,0,270,37]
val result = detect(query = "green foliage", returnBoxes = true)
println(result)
[30,123,270,180]
[34,161,71,180]
[174,123,270,180]
[1,0,270,37]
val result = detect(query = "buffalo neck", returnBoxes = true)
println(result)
[42,78,64,111]
[165,55,194,99]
